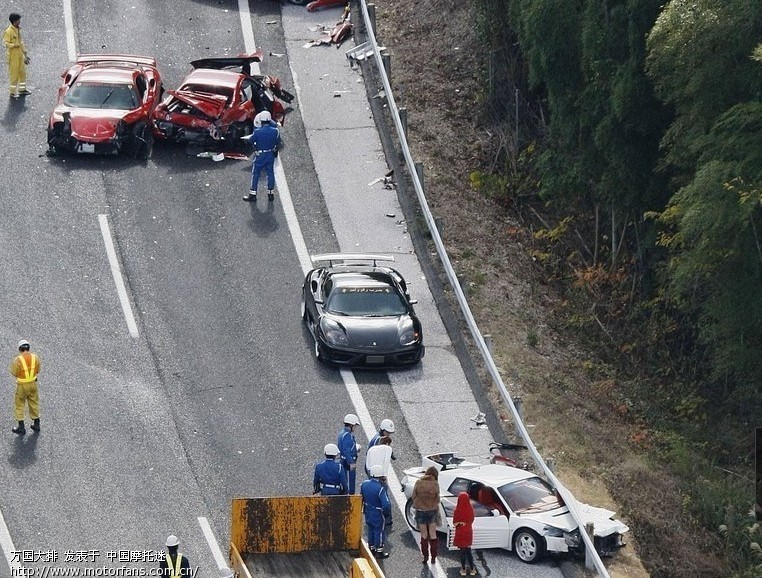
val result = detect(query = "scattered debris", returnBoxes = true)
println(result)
[385,213,396,218]
[304,5,353,48]
[346,41,384,63]
[305,0,348,12]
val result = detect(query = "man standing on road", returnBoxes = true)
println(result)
[3,13,30,99]
[243,110,279,203]
[338,413,361,493]
[159,535,191,578]
[10,339,40,435]
[313,443,347,495]
[368,418,395,449]
[361,465,392,558]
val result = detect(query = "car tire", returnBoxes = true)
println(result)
[131,121,154,160]
[513,529,545,564]
[404,499,417,531]
[288,0,310,4]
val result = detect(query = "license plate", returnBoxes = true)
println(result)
[79,143,95,153]
[366,355,385,364]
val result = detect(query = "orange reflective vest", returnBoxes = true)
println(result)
[13,353,39,384]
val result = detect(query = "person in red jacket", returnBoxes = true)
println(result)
[453,492,477,576]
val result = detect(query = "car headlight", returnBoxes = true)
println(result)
[400,327,421,345]
[321,319,349,346]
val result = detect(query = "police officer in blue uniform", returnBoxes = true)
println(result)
[361,464,392,558]
[243,110,280,203]
[313,443,347,495]
[338,413,361,494]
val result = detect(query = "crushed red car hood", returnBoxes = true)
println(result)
[55,107,132,141]
[166,90,228,118]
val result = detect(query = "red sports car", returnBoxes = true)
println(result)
[151,52,294,149]
[47,54,162,159]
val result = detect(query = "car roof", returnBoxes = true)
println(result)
[441,464,538,486]
[181,68,240,90]
[77,67,136,84]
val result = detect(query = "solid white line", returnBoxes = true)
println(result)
[197,517,228,569]
[98,215,139,339]
[238,0,261,75]
[0,505,22,574]
[237,9,444,577]
[340,370,446,577]
[62,0,77,61]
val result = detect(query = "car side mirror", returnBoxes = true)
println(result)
[491,509,501,517]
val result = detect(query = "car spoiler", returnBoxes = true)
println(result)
[190,51,264,73]
[311,253,395,267]
[75,54,157,67]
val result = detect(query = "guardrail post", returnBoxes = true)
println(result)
[367,3,377,38]
[414,162,424,194]
[399,107,408,138]
[483,334,493,357]
[512,395,523,438]
[381,50,391,83]
[585,523,595,569]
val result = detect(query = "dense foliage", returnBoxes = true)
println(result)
[473,0,762,575]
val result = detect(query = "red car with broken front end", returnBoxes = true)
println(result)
[151,53,293,149]
[47,54,162,159]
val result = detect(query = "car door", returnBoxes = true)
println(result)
[446,479,511,550]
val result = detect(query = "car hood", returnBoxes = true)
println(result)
[323,313,410,348]
[54,107,131,140]
[520,502,629,537]
[166,90,227,118]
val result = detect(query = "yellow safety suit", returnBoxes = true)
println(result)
[2,23,27,96]
[10,351,40,421]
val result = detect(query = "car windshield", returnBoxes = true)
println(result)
[325,287,407,316]
[64,82,138,110]
[497,477,563,513]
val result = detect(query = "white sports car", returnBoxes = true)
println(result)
[400,453,629,564]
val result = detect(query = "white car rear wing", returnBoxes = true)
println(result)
[310,253,395,267]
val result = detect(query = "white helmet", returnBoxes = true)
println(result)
[165,535,179,547]
[254,110,272,127]
[379,419,395,434]
[218,567,234,578]
[17,339,30,349]
[369,464,385,478]
[324,443,339,457]
[343,413,360,426]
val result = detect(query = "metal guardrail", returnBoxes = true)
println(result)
[352,2,612,576]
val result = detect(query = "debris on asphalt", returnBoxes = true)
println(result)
[303,5,353,48]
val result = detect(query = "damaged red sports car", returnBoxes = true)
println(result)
[47,54,162,159]
[151,53,294,149]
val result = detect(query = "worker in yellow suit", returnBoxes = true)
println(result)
[3,13,30,99]
[10,339,40,435]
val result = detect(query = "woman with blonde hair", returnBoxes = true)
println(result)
[412,466,440,563]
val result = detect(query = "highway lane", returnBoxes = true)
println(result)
[0,1,574,577]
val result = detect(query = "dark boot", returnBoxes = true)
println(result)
[12,421,26,435]
[374,547,389,559]
[430,538,439,563]
[420,538,429,563]
[30,418,40,432]
[267,190,274,202]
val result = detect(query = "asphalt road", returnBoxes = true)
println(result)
[0,2,576,578]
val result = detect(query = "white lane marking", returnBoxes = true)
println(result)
[238,8,444,576]
[0,505,22,574]
[63,0,77,61]
[98,215,139,339]
[198,516,228,569]
[341,369,446,577]
[238,2,310,273]
[238,0,260,75]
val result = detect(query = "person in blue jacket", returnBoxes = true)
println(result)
[368,418,395,449]
[313,443,347,495]
[243,110,279,203]
[361,464,392,558]
[337,413,361,493]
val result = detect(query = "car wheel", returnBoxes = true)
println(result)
[131,121,154,160]
[513,529,545,564]
[288,0,310,4]
[404,499,417,531]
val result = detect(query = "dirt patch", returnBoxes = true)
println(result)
[370,0,726,576]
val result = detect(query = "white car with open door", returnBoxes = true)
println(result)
[400,453,628,564]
